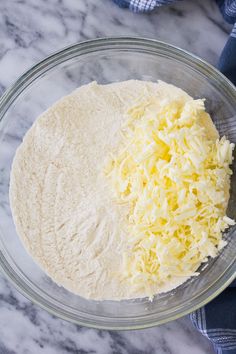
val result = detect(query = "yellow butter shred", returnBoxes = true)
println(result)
[105,94,235,289]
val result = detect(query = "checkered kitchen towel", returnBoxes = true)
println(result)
[113,1,236,353]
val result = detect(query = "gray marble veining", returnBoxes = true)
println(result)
[0,274,214,354]
[0,0,232,353]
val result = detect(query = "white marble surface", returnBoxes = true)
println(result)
[0,0,233,353]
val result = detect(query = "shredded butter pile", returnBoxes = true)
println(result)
[105,96,235,289]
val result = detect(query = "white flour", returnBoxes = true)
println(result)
[10,80,219,300]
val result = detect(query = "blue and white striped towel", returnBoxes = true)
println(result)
[190,288,236,354]
[113,1,236,353]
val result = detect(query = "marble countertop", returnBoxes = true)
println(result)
[0,0,232,353]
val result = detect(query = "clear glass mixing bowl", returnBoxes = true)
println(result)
[0,38,235,330]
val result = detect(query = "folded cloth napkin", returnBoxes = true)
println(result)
[190,286,236,354]
[113,1,236,352]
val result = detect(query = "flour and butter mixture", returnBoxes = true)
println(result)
[10,81,235,300]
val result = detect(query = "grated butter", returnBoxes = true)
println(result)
[106,93,235,290]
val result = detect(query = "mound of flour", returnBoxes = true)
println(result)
[10,80,220,300]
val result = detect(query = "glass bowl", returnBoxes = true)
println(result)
[0,38,235,330]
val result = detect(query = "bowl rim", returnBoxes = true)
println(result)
[0,37,235,330]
